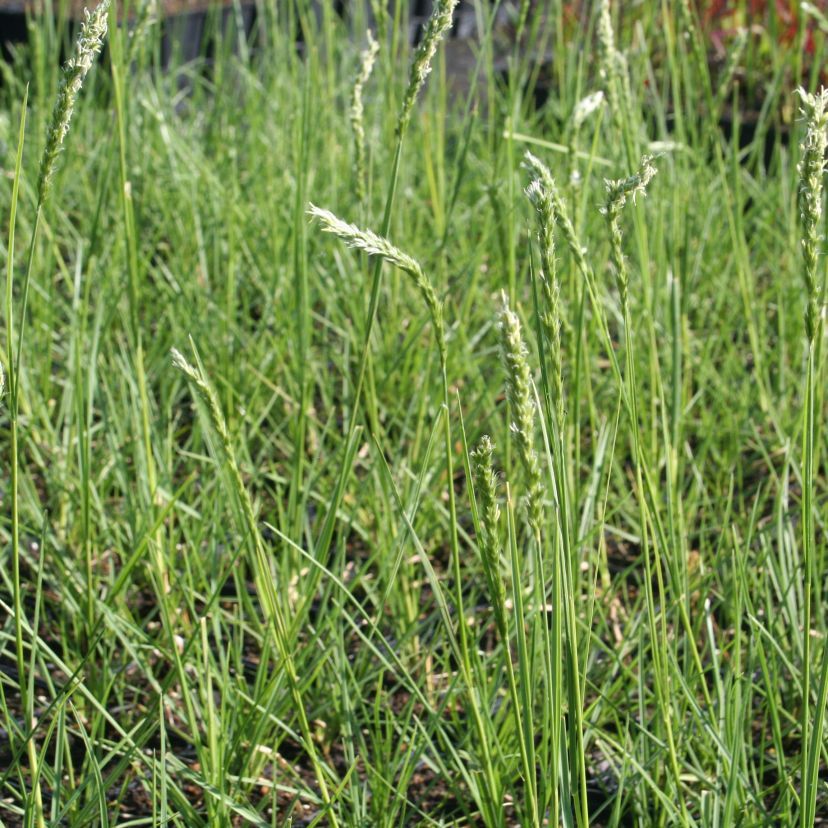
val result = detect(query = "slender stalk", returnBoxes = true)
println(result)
[321,0,457,565]
[472,437,539,826]
[172,348,339,825]
[5,90,46,828]
[795,86,828,828]
[307,207,501,822]
[6,7,110,822]
[602,156,689,823]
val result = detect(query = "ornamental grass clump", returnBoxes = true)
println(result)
[470,434,541,825]
[171,346,339,825]
[308,203,503,823]
[5,8,111,826]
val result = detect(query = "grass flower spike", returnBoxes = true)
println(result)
[524,151,592,283]
[350,31,379,205]
[597,0,632,130]
[603,154,658,212]
[796,87,828,342]
[524,153,564,420]
[397,0,458,137]
[602,155,658,307]
[38,0,111,205]
[499,293,543,538]
[472,436,502,583]
[308,204,444,355]
[795,85,828,828]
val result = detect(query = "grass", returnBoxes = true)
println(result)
[0,0,826,825]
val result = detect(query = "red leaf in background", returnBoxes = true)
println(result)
[699,0,730,27]
[696,0,826,52]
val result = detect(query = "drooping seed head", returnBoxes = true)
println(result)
[308,204,444,355]
[602,154,658,215]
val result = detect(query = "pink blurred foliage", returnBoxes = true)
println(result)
[697,0,825,55]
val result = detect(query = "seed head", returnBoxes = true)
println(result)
[471,435,506,608]
[523,151,592,284]
[38,0,111,206]
[602,155,658,308]
[308,204,444,356]
[597,0,632,128]
[524,154,564,422]
[397,0,458,137]
[499,293,543,537]
[350,31,380,204]
[602,154,658,214]
[797,87,828,341]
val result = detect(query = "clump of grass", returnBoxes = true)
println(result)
[600,152,693,821]
[4,7,110,826]
[6,1,828,824]
[171,345,340,825]
[308,202,502,822]
[470,434,541,826]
